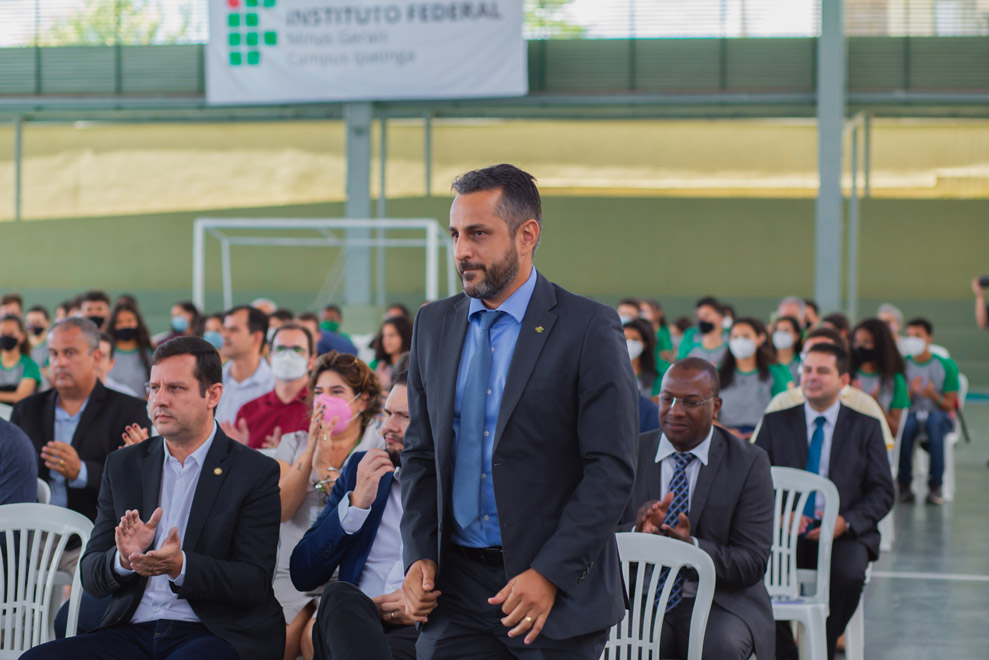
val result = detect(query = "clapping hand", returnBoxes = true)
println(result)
[115,508,162,571]
[262,425,282,449]
[128,526,184,579]
[121,423,149,447]
[635,492,674,534]
[220,418,250,444]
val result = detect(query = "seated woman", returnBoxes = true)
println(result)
[679,297,729,366]
[850,318,910,438]
[717,317,791,440]
[0,315,42,404]
[771,315,803,384]
[105,302,154,399]
[623,318,668,400]
[273,351,383,660]
[369,316,413,392]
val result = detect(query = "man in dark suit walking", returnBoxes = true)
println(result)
[400,164,639,659]
[22,336,284,660]
[622,358,775,660]
[755,343,894,660]
[11,317,150,522]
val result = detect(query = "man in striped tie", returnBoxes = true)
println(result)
[623,357,776,660]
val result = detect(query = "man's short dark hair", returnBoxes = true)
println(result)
[81,290,111,304]
[806,342,849,375]
[99,332,116,359]
[26,305,49,320]
[391,369,409,387]
[805,326,846,349]
[323,304,342,316]
[618,297,641,309]
[152,336,222,398]
[1,293,23,308]
[225,305,270,349]
[822,312,850,334]
[803,298,819,314]
[451,164,542,243]
[906,317,934,336]
[695,296,720,311]
[271,308,295,323]
[668,357,721,397]
[271,321,314,356]
[386,303,411,319]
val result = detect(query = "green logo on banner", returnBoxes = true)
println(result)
[226,0,277,67]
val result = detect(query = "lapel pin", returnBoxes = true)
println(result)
[214,467,223,476]
[535,326,544,334]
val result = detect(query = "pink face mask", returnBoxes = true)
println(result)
[316,392,359,434]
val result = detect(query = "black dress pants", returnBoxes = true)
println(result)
[312,581,418,660]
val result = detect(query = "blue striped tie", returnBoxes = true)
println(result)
[657,451,696,612]
[452,311,502,529]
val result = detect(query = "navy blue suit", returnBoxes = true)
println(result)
[290,451,394,590]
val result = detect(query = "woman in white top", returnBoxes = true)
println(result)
[273,351,384,660]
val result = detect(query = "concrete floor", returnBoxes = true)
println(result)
[861,402,989,659]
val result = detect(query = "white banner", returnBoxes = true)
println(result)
[206,0,527,104]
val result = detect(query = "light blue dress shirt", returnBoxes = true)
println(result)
[452,267,537,548]
[50,396,90,508]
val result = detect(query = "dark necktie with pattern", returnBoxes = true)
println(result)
[656,451,696,612]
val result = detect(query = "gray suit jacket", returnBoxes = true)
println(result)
[400,271,639,640]
[620,426,776,660]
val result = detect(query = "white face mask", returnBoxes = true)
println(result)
[626,339,644,361]
[618,314,635,326]
[773,331,795,350]
[270,350,309,381]
[729,337,758,360]
[899,336,926,358]
[722,317,734,330]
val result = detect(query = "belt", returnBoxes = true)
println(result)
[452,544,504,567]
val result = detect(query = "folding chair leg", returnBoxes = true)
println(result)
[943,435,956,501]
[844,598,865,660]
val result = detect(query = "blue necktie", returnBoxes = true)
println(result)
[657,451,696,612]
[803,416,827,519]
[453,311,502,530]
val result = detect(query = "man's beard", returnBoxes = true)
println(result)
[458,245,520,301]
[386,445,402,468]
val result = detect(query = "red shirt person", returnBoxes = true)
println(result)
[232,323,315,449]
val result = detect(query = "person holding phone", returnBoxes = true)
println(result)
[973,275,989,330]
[271,351,383,660]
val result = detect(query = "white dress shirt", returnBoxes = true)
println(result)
[337,470,405,599]
[654,426,714,511]
[215,360,276,425]
[114,424,217,624]
[804,399,841,515]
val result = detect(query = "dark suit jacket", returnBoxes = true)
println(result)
[80,428,285,660]
[754,403,895,560]
[620,427,776,660]
[290,450,396,591]
[400,272,639,640]
[11,380,151,521]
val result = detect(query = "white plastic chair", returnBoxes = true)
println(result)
[602,532,716,660]
[35,481,50,506]
[879,415,906,552]
[257,447,278,458]
[765,467,840,660]
[912,373,967,502]
[0,503,93,657]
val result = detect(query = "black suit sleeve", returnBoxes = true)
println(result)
[80,453,140,599]
[843,417,895,536]
[173,460,281,607]
[696,449,774,587]
[80,396,151,495]
[400,309,440,571]
[529,305,638,596]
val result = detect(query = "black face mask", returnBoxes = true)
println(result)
[804,320,814,330]
[0,335,19,351]
[86,316,106,329]
[697,320,716,335]
[114,327,138,342]
[853,346,876,364]
[27,326,46,337]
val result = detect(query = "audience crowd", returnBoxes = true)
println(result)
[0,279,968,660]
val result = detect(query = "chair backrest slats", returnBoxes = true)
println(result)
[0,503,93,656]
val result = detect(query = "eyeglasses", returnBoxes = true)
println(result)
[658,395,717,409]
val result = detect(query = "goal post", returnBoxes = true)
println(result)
[192,217,458,311]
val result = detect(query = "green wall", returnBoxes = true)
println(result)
[2,195,986,386]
